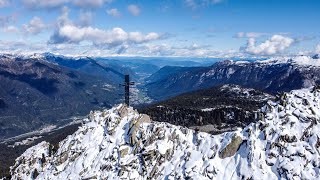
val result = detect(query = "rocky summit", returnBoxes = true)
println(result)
[10,87,320,179]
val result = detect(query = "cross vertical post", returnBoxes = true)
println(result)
[120,75,134,106]
[125,75,130,106]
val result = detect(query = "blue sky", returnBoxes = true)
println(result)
[0,0,319,57]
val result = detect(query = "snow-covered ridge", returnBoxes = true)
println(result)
[257,55,320,66]
[10,87,320,179]
[231,55,320,67]
[0,52,90,60]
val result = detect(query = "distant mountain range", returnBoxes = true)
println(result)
[0,53,125,140]
[145,55,320,101]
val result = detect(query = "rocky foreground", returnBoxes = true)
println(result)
[10,87,320,179]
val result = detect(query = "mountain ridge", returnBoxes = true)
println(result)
[146,55,320,101]
[9,86,320,179]
[0,54,122,140]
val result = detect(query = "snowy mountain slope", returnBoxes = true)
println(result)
[10,87,320,179]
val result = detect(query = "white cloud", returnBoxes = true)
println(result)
[2,25,18,33]
[106,8,121,18]
[77,11,93,27]
[128,32,160,43]
[316,44,320,54]
[72,0,113,8]
[22,0,69,9]
[49,8,166,52]
[0,0,9,8]
[235,32,268,38]
[49,24,163,47]
[0,38,242,58]
[244,35,295,55]
[22,16,47,35]
[128,4,140,16]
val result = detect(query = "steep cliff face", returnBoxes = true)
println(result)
[146,56,320,100]
[10,87,320,179]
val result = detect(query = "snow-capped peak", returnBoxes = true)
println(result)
[10,87,320,179]
[261,55,320,66]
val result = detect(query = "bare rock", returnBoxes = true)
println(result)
[219,135,243,159]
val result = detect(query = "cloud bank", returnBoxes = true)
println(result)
[244,35,295,55]
[49,25,163,47]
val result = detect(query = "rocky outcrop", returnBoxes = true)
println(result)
[219,135,243,158]
[10,142,50,179]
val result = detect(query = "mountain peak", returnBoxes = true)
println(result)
[10,87,320,179]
